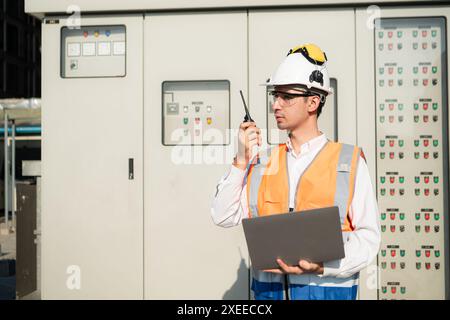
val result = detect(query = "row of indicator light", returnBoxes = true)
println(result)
[183,106,213,113]
[381,262,406,270]
[378,78,438,86]
[378,30,438,38]
[379,139,439,147]
[380,175,440,184]
[379,102,439,111]
[380,250,440,258]
[379,188,439,196]
[380,213,441,221]
[381,286,407,295]
[378,42,438,51]
[379,151,439,159]
[380,262,441,270]
[182,117,213,125]
[83,30,111,38]
[379,66,438,75]
[379,115,439,123]
[381,225,440,233]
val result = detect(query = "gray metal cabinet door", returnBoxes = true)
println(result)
[41,15,143,299]
[144,12,249,299]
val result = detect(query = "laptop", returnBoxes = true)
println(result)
[242,206,345,270]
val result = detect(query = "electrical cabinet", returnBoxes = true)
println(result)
[357,7,450,300]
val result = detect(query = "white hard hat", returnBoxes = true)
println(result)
[264,43,332,96]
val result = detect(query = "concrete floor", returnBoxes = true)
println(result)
[0,222,16,261]
[0,221,16,299]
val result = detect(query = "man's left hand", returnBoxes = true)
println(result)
[263,259,324,275]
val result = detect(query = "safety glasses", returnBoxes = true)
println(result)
[268,91,313,107]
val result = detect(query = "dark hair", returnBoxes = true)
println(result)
[304,96,326,118]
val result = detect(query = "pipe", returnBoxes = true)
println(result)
[11,120,15,232]
[0,126,41,135]
[3,113,8,232]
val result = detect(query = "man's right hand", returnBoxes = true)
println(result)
[234,121,261,170]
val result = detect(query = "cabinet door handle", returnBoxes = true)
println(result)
[128,158,134,180]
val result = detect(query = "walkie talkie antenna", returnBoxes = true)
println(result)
[239,90,254,123]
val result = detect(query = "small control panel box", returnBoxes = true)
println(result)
[61,25,126,78]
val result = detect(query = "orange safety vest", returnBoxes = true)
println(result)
[246,140,362,231]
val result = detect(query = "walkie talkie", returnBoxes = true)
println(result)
[239,90,254,123]
[239,90,258,162]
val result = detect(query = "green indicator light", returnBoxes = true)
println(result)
[413,30,418,37]
[434,213,440,220]
[380,189,386,196]
[398,67,403,74]
[432,30,437,37]
[415,226,421,232]
[401,287,406,294]
[400,250,405,257]
[399,176,405,183]
[381,213,386,220]
[413,67,419,74]
[380,104,385,110]
[414,140,419,147]
[397,31,402,37]
[400,213,405,220]
[381,226,386,232]
[380,177,385,183]
[380,140,385,147]
[433,140,438,147]
[416,250,421,257]
[414,116,419,123]
[414,152,420,159]
[435,251,440,258]
[415,213,420,220]
[432,102,438,110]
[399,140,404,147]
[434,176,439,183]
[379,31,384,38]
[432,66,438,73]
[381,250,386,256]
[398,104,404,110]
[414,103,419,110]
[379,68,384,75]
[380,152,385,159]
[183,118,189,125]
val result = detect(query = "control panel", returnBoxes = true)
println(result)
[375,17,448,300]
[61,25,126,78]
[162,80,230,146]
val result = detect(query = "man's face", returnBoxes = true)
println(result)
[270,85,313,131]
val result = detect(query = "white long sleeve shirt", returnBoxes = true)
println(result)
[211,133,381,278]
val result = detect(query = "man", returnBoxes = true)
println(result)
[211,43,380,300]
